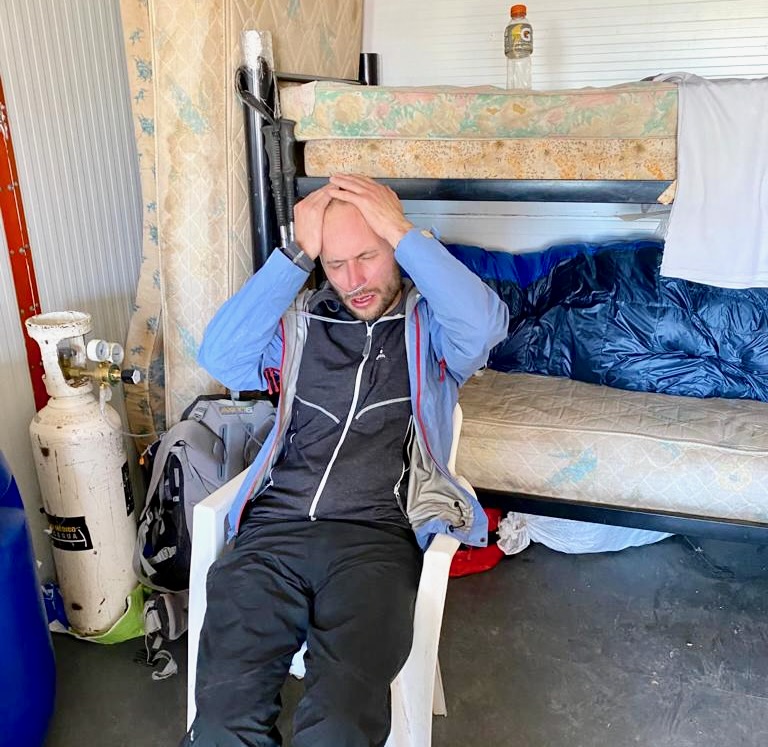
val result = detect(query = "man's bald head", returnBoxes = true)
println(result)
[319,198,402,321]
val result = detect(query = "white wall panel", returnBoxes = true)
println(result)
[363,0,768,253]
[363,0,768,88]
[404,201,667,253]
[0,0,143,578]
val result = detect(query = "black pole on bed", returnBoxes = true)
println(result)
[358,53,379,85]
[239,66,278,273]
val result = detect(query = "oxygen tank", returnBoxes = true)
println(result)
[26,311,139,636]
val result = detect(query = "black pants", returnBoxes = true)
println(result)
[181,520,422,747]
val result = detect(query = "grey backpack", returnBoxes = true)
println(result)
[133,395,275,678]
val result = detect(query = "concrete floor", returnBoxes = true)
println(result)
[45,534,768,747]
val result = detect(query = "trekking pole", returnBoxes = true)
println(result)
[239,30,279,270]
[237,62,290,249]
[262,121,289,248]
[280,119,297,243]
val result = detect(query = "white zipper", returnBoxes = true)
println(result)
[307,321,375,520]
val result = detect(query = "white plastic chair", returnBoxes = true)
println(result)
[187,406,465,747]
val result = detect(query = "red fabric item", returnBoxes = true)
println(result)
[485,507,503,532]
[449,507,505,578]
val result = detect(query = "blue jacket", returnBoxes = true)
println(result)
[198,228,509,549]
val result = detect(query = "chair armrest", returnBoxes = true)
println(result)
[190,468,248,578]
[416,533,461,620]
[187,467,249,728]
[447,404,462,476]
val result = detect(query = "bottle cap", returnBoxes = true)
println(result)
[510,4,527,17]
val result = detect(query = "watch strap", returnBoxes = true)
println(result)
[280,241,315,273]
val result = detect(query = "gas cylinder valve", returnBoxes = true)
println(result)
[58,337,142,389]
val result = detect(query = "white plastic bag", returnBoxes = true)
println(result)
[497,512,672,555]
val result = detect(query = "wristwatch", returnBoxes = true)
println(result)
[280,241,315,273]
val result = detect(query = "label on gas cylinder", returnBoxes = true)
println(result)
[122,462,135,516]
[46,513,94,551]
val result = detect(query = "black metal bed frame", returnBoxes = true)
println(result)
[297,177,674,204]
[244,63,768,546]
[476,489,768,544]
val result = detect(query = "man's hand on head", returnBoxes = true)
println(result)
[294,184,335,260]
[327,174,414,249]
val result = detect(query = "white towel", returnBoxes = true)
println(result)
[660,75,768,288]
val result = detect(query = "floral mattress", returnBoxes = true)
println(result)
[279,81,678,180]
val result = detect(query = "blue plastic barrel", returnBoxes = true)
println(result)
[0,451,56,747]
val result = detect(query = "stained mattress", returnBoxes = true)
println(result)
[279,81,678,180]
[457,370,768,524]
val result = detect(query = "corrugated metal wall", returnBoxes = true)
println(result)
[0,0,142,578]
[363,0,768,252]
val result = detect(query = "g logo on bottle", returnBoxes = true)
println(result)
[505,22,533,55]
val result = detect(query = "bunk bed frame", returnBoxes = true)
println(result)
[297,178,673,204]
[243,71,767,546]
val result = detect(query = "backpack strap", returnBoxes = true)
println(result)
[133,420,224,591]
[146,420,224,506]
[143,590,189,681]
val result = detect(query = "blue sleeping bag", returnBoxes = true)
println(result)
[447,239,768,402]
[0,452,56,747]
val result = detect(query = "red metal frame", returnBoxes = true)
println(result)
[0,76,47,410]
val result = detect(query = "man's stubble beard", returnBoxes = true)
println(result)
[337,272,403,322]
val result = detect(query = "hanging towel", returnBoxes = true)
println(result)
[659,74,768,288]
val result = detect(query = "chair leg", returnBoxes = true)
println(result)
[386,677,407,747]
[432,659,447,717]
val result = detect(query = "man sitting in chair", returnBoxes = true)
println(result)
[182,174,508,746]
